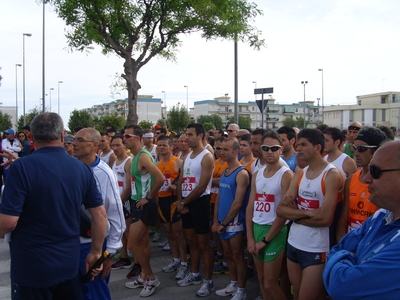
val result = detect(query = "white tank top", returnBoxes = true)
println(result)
[324,153,348,174]
[143,145,157,161]
[253,165,290,225]
[111,156,132,195]
[182,149,213,198]
[99,150,114,165]
[288,163,335,252]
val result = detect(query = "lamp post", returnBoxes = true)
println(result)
[225,93,229,125]
[23,33,32,126]
[318,69,324,123]
[162,90,166,119]
[184,85,188,111]
[15,64,22,126]
[49,88,54,112]
[58,81,63,115]
[301,81,308,128]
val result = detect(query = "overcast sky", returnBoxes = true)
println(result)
[1,0,399,129]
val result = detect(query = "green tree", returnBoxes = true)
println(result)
[95,114,126,132]
[68,109,93,131]
[138,120,154,130]
[203,122,215,132]
[295,116,308,129]
[0,111,13,131]
[228,115,252,129]
[51,0,264,125]
[167,105,191,133]
[283,117,296,128]
[156,119,166,127]
[197,114,223,129]
[16,107,41,130]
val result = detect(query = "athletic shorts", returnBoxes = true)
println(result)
[286,243,326,269]
[130,198,157,227]
[252,223,287,263]
[158,195,181,224]
[181,195,211,235]
[219,230,241,241]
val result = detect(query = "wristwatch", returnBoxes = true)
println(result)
[261,237,269,245]
[220,221,227,227]
[180,201,185,207]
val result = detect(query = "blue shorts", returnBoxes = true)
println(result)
[286,243,326,269]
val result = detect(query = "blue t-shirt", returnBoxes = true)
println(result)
[0,146,103,288]
[282,152,297,172]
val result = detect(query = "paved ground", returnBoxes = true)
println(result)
[0,238,261,300]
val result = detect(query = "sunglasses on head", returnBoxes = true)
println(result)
[352,144,377,153]
[261,145,281,152]
[368,164,400,180]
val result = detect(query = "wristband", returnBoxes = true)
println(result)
[220,221,227,227]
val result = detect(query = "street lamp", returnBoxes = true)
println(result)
[49,88,54,112]
[15,64,22,126]
[225,93,229,125]
[58,81,63,115]
[184,85,188,111]
[301,81,308,128]
[162,91,166,119]
[23,33,32,126]
[318,69,324,123]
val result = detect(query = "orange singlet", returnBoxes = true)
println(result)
[240,157,256,174]
[210,158,228,204]
[157,156,180,198]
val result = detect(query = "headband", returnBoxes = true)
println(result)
[355,131,386,146]
[348,126,361,131]
[143,133,154,138]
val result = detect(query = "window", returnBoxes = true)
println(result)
[252,106,255,111]
[373,109,376,122]
[382,109,386,121]
[381,97,386,104]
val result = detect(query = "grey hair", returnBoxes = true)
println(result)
[229,123,240,131]
[31,113,64,142]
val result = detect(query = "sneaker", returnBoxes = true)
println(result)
[175,264,190,280]
[213,263,230,275]
[196,280,215,297]
[232,291,247,300]
[162,260,180,273]
[148,229,155,236]
[125,276,145,289]
[158,240,168,248]
[152,232,161,242]
[214,253,223,263]
[177,273,202,287]
[216,282,238,297]
[246,266,255,278]
[139,276,160,297]
[253,292,263,300]
[111,258,132,270]
[126,263,142,279]
[162,243,171,251]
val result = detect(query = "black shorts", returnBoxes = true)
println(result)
[158,195,181,224]
[181,195,211,235]
[286,243,326,270]
[130,198,158,227]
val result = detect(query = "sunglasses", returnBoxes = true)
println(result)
[64,142,72,145]
[261,145,281,152]
[352,144,377,153]
[368,164,400,180]
[227,129,236,133]
[155,132,161,134]
[124,134,136,139]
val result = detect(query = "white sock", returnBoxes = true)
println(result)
[181,262,188,267]
[192,272,200,277]
[237,287,245,294]
[173,258,181,263]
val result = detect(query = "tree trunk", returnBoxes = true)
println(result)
[123,57,140,125]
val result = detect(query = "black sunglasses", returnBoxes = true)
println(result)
[368,164,400,179]
[227,129,235,133]
[261,145,281,152]
[352,144,377,153]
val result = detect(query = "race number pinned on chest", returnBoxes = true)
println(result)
[131,176,136,196]
[254,193,275,214]
[182,177,196,197]
[160,174,171,192]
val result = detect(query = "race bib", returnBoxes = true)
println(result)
[254,193,275,216]
[182,177,196,197]
[348,216,363,232]
[160,174,171,192]
[210,186,219,194]
[297,196,319,210]
[131,176,137,197]
[226,222,244,232]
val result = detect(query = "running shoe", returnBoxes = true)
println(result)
[126,262,142,279]
[216,282,238,297]
[139,276,160,297]
[152,232,161,242]
[175,265,190,280]
[125,276,145,289]
[162,243,171,251]
[214,253,223,263]
[196,280,215,297]
[232,291,247,300]
[158,240,168,248]
[177,273,202,287]
[253,292,263,300]
[111,258,132,270]
[213,263,230,275]
[162,260,180,273]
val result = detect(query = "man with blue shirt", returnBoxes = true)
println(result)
[323,140,400,299]
[0,113,107,299]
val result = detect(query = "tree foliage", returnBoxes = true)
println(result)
[156,118,166,127]
[282,117,296,128]
[50,0,264,125]
[68,109,93,131]
[227,115,252,129]
[196,114,223,129]
[94,114,126,132]
[203,122,215,132]
[16,107,41,130]
[167,105,192,133]
[138,120,154,130]
[0,111,13,132]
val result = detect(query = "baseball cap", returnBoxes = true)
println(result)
[4,129,15,135]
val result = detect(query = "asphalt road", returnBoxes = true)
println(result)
[0,238,261,300]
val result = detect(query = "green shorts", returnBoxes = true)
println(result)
[252,223,288,263]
